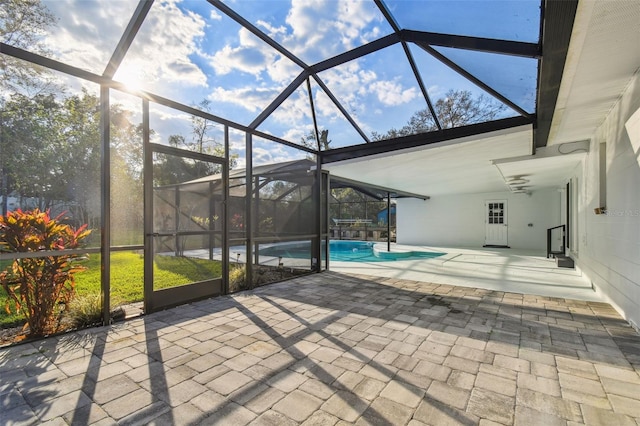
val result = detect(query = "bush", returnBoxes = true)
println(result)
[229,264,247,293]
[0,209,90,336]
[67,293,102,328]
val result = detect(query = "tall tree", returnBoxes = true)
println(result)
[300,128,331,151]
[0,90,143,230]
[371,89,506,141]
[0,0,57,95]
[1,0,58,214]
[0,93,62,213]
[161,100,238,185]
[0,90,103,224]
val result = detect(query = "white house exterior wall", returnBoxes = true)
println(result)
[572,72,640,331]
[397,188,561,251]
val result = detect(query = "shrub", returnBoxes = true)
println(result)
[0,209,91,336]
[67,292,102,328]
[228,264,247,293]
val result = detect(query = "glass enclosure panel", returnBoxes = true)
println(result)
[151,151,223,291]
[152,234,223,291]
[219,0,394,65]
[386,0,542,43]
[329,187,394,242]
[0,72,102,331]
[432,47,539,114]
[149,103,227,157]
[110,250,144,317]
[227,129,247,293]
[116,0,301,126]
[3,1,140,74]
[110,89,144,246]
[109,90,144,315]
[252,240,313,287]
[256,241,313,269]
[310,79,367,149]
[318,44,428,141]
[249,138,316,287]
[0,72,102,245]
[228,175,247,242]
[409,44,516,127]
[257,85,316,146]
[229,128,246,173]
[252,137,312,167]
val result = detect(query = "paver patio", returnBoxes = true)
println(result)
[1,271,640,425]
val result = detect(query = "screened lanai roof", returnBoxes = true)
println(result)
[1,0,574,161]
[178,159,428,200]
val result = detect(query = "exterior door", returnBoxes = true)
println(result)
[144,143,226,313]
[485,200,508,247]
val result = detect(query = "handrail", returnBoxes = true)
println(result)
[546,225,566,259]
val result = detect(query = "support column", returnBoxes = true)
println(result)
[387,193,391,252]
[99,86,111,325]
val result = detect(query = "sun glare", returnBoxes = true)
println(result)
[113,66,145,92]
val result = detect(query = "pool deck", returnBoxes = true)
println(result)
[3,246,639,425]
[331,244,601,302]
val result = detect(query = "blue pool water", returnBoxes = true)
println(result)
[259,240,445,263]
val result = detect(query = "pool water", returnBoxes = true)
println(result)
[259,240,445,263]
[330,240,381,262]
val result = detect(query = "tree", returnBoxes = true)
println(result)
[300,129,331,151]
[160,100,238,185]
[1,0,59,215]
[0,92,63,214]
[0,0,58,95]
[371,89,506,141]
[0,90,143,232]
[190,99,216,154]
[0,90,103,225]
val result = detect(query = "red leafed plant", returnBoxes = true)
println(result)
[0,209,91,337]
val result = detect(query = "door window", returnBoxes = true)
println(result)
[488,202,505,224]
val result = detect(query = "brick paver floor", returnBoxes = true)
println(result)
[2,271,640,425]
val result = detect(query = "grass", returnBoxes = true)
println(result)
[0,252,223,328]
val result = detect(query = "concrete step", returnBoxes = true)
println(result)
[555,255,575,269]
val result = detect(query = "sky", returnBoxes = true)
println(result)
[23,0,541,166]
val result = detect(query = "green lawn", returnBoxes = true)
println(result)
[0,252,222,328]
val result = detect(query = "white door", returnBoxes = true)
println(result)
[485,200,508,246]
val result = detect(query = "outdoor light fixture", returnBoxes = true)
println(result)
[507,177,529,185]
[511,185,532,195]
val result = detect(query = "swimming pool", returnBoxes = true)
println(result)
[259,240,445,262]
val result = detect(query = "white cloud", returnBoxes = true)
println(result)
[334,1,381,48]
[42,0,208,90]
[252,145,293,166]
[211,43,268,76]
[369,80,418,106]
[282,127,312,144]
[281,0,383,63]
[209,86,281,113]
[118,1,208,87]
[313,87,343,122]
[208,27,300,84]
[257,20,287,38]
[270,89,311,126]
[41,0,135,74]
[268,57,302,84]
[210,10,222,21]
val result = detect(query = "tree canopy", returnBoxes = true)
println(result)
[371,89,507,141]
[0,0,57,95]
